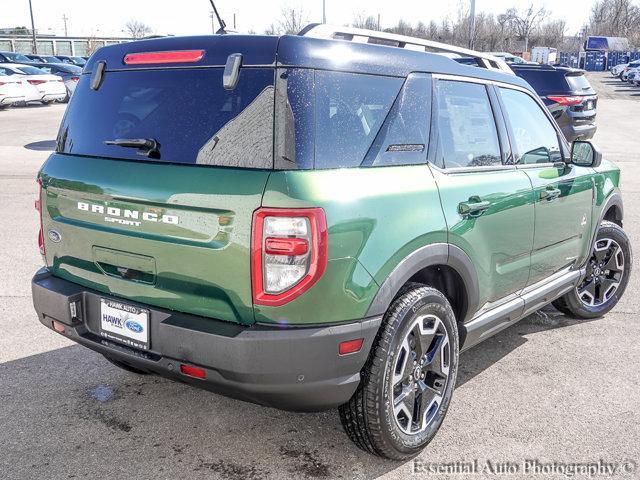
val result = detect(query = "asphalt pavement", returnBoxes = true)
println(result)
[0,73,638,479]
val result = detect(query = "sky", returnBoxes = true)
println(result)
[4,0,597,38]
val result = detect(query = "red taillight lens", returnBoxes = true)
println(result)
[28,79,47,85]
[251,208,328,307]
[70,76,80,81]
[339,338,364,355]
[265,237,309,256]
[36,179,45,257]
[180,364,206,379]
[124,50,205,65]
[547,95,584,106]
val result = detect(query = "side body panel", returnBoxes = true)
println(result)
[524,164,595,284]
[430,167,535,308]
[259,165,447,325]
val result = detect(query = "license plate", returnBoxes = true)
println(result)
[100,299,149,350]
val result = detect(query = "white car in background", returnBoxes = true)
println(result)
[624,65,640,83]
[0,63,66,104]
[0,71,28,108]
[611,63,628,76]
[621,60,640,81]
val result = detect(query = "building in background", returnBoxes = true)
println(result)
[0,31,133,57]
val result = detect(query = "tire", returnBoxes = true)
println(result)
[339,284,459,460]
[103,354,151,375]
[553,221,632,319]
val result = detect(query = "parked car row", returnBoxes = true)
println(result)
[0,50,86,108]
[0,50,87,66]
[612,60,640,86]
[0,61,78,108]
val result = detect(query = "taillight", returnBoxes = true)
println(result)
[123,50,205,65]
[36,179,45,257]
[251,208,328,306]
[28,79,47,85]
[547,95,584,106]
[70,76,80,81]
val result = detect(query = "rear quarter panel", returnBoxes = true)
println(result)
[259,165,447,325]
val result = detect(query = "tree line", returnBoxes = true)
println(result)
[265,0,640,52]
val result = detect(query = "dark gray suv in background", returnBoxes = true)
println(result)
[511,64,597,142]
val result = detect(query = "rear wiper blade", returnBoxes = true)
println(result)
[104,138,160,158]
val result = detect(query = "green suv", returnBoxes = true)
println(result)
[32,26,631,459]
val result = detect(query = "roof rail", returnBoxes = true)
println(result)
[300,24,513,75]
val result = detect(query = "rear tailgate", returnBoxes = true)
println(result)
[39,36,279,325]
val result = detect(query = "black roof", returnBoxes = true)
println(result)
[84,34,533,91]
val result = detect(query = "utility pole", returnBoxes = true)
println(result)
[377,13,381,30]
[468,0,476,49]
[322,0,326,23]
[210,11,215,33]
[233,13,236,30]
[62,14,69,36]
[28,0,37,53]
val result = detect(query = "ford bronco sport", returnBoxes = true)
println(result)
[32,25,631,459]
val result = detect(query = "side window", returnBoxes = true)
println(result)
[40,66,53,74]
[314,71,403,169]
[499,87,562,165]
[275,69,403,170]
[0,67,12,75]
[436,80,502,168]
[362,73,432,167]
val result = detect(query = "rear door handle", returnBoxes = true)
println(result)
[540,187,562,201]
[458,196,491,217]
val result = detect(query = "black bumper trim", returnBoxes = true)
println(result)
[31,268,382,412]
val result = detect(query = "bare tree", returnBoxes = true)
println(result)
[586,0,640,47]
[352,13,380,31]
[504,4,547,51]
[263,6,307,35]
[124,20,152,39]
[535,19,567,49]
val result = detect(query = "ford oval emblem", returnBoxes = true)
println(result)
[48,229,62,243]
[125,320,144,334]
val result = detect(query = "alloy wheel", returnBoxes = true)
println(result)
[391,314,450,435]
[577,238,625,307]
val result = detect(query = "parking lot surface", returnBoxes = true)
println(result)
[0,73,639,479]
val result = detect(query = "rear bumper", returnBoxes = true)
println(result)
[0,96,24,106]
[31,268,381,412]
[41,93,67,102]
[561,122,597,142]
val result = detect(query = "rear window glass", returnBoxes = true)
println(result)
[16,66,46,75]
[3,51,31,62]
[58,68,274,167]
[565,74,593,92]
[275,69,402,169]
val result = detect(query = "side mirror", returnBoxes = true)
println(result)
[571,140,602,168]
